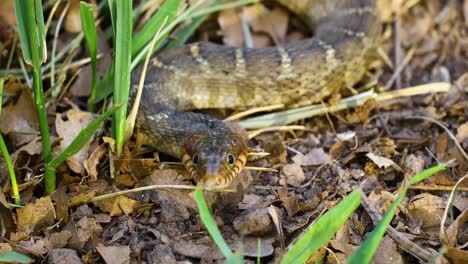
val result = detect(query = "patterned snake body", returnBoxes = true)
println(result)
[132,0,380,189]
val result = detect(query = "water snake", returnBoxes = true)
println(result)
[131,0,380,189]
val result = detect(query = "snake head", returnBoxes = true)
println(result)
[181,133,248,189]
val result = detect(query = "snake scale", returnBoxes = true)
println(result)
[131,0,380,189]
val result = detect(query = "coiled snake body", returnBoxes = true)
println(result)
[132,0,380,189]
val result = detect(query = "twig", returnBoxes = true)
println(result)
[360,191,436,262]
[244,166,277,172]
[91,183,234,202]
[409,184,468,192]
[439,173,468,245]
[248,125,308,139]
[126,16,169,141]
[405,116,468,162]
[384,46,415,91]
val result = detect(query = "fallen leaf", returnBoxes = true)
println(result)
[0,82,39,146]
[407,193,446,229]
[243,5,289,44]
[456,122,468,143]
[93,195,140,216]
[282,163,305,187]
[233,208,273,236]
[292,148,331,166]
[16,197,56,234]
[55,110,96,174]
[64,0,82,33]
[84,144,107,181]
[366,153,396,169]
[96,244,130,264]
[371,236,404,264]
[441,209,468,247]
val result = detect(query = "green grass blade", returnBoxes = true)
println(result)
[112,0,132,155]
[14,0,53,193]
[80,2,99,110]
[0,135,20,205]
[34,0,46,62]
[348,164,446,264]
[14,0,34,64]
[164,0,221,49]
[131,0,182,58]
[281,188,362,264]
[0,78,20,205]
[47,104,121,170]
[0,251,32,263]
[194,186,234,258]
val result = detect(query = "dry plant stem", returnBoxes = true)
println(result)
[377,47,393,69]
[439,173,468,244]
[409,184,468,192]
[248,125,308,139]
[405,116,468,162]
[225,104,284,121]
[394,13,402,90]
[244,166,277,172]
[91,184,234,202]
[248,152,270,157]
[384,46,415,90]
[360,191,435,262]
[126,16,169,141]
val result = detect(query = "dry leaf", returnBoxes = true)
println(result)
[93,195,140,216]
[218,9,244,47]
[64,0,83,33]
[292,148,331,166]
[456,122,468,143]
[407,193,446,229]
[0,83,39,146]
[96,244,131,264]
[16,197,56,234]
[366,153,396,169]
[55,110,96,174]
[282,163,305,187]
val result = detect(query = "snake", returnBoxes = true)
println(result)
[131,0,380,189]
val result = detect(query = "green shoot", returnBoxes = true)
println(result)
[349,164,446,264]
[80,2,99,110]
[45,104,121,181]
[280,188,362,263]
[109,0,132,155]
[0,79,20,205]
[194,186,243,263]
[14,0,53,193]
[0,251,32,263]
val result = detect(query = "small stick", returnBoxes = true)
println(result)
[248,125,308,139]
[244,166,277,172]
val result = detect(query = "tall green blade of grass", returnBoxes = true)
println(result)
[14,0,54,193]
[280,188,362,263]
[0,251,32,264]
[108,0,132,155]
[0,78,20,205]
[165,0,222,49]
[91,0,183,104]
[80,2,99,110]
[194,186,243,263]
[349,164,446,264]
[131,0,183,58]
[45,104,121,176]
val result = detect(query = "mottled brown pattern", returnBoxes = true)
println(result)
[131,0,380,188]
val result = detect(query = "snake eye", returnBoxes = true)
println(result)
[227,154,235,165]
[193,154,199,165]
